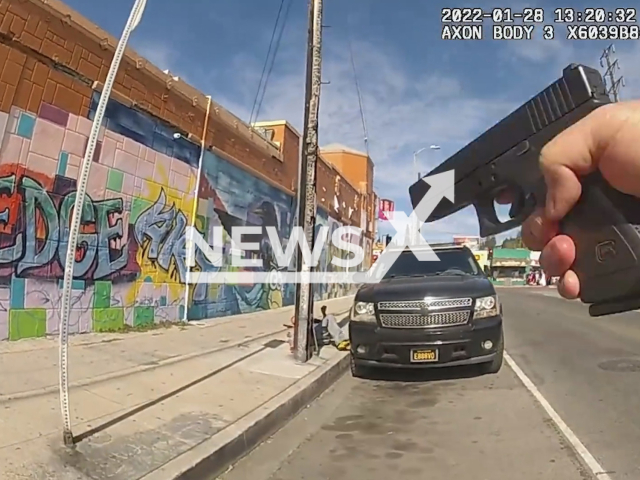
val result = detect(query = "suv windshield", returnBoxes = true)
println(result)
[379,249,481,279]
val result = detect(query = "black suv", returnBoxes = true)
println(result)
[349,245,503,377]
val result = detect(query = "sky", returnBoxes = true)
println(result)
[62,0,640,244]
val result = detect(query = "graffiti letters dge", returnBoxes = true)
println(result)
[0,172,215,289]
[0,173,133,283]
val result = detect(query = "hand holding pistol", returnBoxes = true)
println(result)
[409,64,640,317]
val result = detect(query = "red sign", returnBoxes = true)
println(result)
[453,235,479,246]
[378,199,394,220]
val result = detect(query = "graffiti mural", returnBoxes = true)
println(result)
[0,93,357,342]
[187,150,296,320]
[0,99,198,341]
[134,189,189,284]
[313,209,361,301]
[0,170,135,281]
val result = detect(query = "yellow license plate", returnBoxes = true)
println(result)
[411,349,438,362]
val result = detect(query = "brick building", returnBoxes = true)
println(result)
[0,0,377,340]
[254,125,378,271]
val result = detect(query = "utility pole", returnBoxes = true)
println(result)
[293,0,324,363]
[600,44,625,102]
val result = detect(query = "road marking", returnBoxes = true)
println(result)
[504,351,612,480]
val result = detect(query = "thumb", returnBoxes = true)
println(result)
[542,162,583,222]
[539,106,603,221]
[541,101,640,221]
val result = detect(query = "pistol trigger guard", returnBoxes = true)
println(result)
[508,191,526,218]
[474,196,525,237]
[474,198,504,237]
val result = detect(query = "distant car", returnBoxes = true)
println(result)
[349,245,504,377]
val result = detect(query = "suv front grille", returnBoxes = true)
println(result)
[377,298,472,310]
[379,311,470,328]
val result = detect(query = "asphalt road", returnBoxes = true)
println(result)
[502,287,640,479]
[218,287,640,480]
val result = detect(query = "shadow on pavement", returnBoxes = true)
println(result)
[73,345,268,443]
[358,364,487,383]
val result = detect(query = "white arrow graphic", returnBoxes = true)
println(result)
[360,170,455,284]
[406,170,454,260]
[412,170,455,222]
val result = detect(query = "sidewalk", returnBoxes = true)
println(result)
[0,295,354,480]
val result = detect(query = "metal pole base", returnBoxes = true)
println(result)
[62,429,75,447]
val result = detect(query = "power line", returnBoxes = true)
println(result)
[254,0,293,123]
[346,14,369,156]
[249,0,284,125]
[600,44,625,102]
[249,0,288,125]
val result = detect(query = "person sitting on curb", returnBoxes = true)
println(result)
[285,306,349,353]
[320,305,349,350]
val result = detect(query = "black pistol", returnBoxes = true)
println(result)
[409,63,640,317]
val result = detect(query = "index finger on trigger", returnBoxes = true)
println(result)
[495,190,513,205]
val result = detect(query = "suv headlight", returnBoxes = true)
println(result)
[474,295,499,319]
[352,302,376,323]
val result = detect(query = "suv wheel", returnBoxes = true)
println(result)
[480,331,504,375]
[350,353,367,378]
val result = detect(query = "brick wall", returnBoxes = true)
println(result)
[319,148,376,238]
[316,158,360,227]
[0,0,292,188]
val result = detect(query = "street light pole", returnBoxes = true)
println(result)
[412,147,426,181]
[411,145,440,242]
[413,145,441,180]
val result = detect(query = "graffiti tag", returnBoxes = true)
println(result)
[0,174,129,280]
[134,189,220,300]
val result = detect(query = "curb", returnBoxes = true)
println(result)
[139,351,350,480]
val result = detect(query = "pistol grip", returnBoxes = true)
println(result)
[559,172,640,316]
